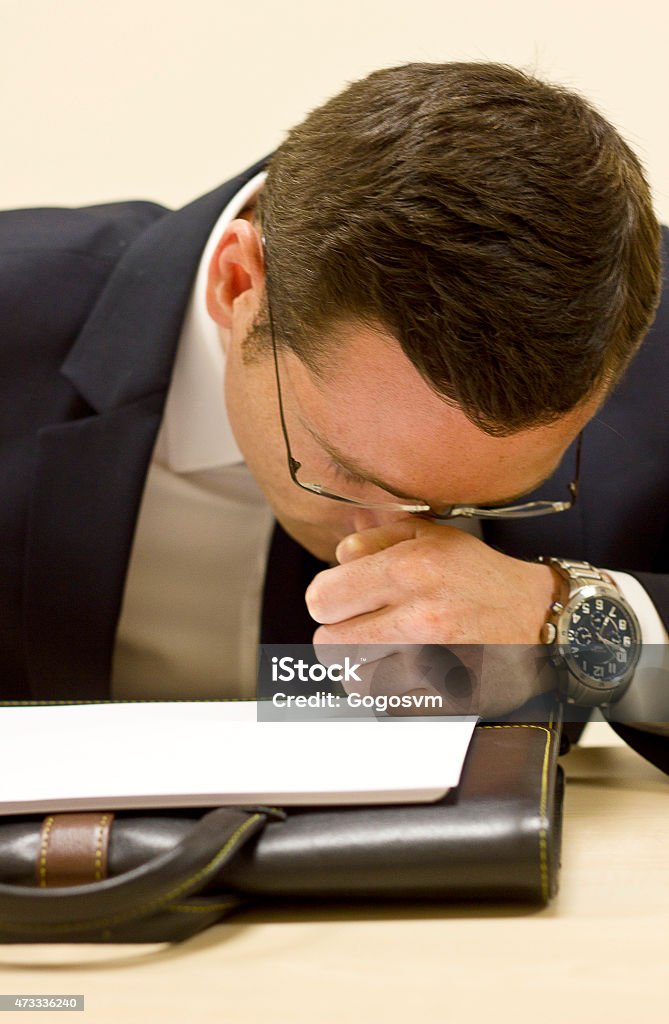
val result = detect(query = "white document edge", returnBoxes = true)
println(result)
[0,701,479,814]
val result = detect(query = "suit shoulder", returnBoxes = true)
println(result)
[0,199,168,262]
[0,200,168,373]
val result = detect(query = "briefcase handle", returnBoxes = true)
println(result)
[0,806,278,941]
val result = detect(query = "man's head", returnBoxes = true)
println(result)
[207,62,661,559]
[254,61,661,433]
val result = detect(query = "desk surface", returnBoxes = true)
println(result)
[1,724,667,1024]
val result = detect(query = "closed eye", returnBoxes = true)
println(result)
[327,459,369,487]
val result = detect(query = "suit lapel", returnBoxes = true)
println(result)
[23,157,270,699]
[24,398,163,699]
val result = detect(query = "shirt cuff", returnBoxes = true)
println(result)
[600,570,669,731]
[605,570,669,644]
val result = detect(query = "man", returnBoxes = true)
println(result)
[1,63,667,769]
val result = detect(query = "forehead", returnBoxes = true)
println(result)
[282,324,594,504]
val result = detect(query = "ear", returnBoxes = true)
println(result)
[205,219,265,335]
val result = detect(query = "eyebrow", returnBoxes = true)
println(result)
[301,420,560,508]
[307,427,428,502]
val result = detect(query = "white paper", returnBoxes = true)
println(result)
[0,701,478,813]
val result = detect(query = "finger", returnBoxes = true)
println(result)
[312,640,407,697]
[311,641,409,683]
[306,555,401,625]
[314,520,464,622]
[313,601,419,651]
[335,519,420,564]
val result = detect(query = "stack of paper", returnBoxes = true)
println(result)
[0,701,478,812]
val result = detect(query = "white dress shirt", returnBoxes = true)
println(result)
[111,172,274,699]
[110,170,668,705]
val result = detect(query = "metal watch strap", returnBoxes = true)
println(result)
[538,557,635,707]
[543,557,610,593]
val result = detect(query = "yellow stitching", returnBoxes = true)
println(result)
[1,812,263,934]
[37,816,55,888]
[166,900,240,913]
[480,724,550,731]
[480,724,553,901]
[538,729,552,902]
[94,814,111,881]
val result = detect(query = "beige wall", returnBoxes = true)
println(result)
[1,0,667,221]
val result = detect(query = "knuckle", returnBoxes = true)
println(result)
[386,543,421,587]
[305,572,328,620]
[388,538,444,592]
[412,539,446,584]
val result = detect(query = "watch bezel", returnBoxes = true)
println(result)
[553,583,642,693]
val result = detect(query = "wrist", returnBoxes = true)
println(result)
[520,559,563,644]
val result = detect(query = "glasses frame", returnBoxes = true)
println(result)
[263,238,582,521]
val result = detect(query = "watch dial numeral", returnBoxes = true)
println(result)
[564,594,638,687]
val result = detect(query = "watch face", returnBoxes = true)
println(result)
[560,593,640,688]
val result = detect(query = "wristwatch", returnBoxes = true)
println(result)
[537,557,642,706]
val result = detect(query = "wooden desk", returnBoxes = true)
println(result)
[1,726,667,1024]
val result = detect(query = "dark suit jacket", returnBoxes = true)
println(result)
[1,157,668,771]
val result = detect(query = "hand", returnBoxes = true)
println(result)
[305,519,560,718]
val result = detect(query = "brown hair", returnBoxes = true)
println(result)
[253,62,661,435]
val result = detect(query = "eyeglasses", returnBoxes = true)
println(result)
[263,239,581,521]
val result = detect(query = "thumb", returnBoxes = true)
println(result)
[335,518,420,564]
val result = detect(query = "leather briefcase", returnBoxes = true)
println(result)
[0,720,564,943]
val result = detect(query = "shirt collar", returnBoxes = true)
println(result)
[154,170,267,473]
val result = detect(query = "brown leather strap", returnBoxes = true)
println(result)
[36,813,115,888]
